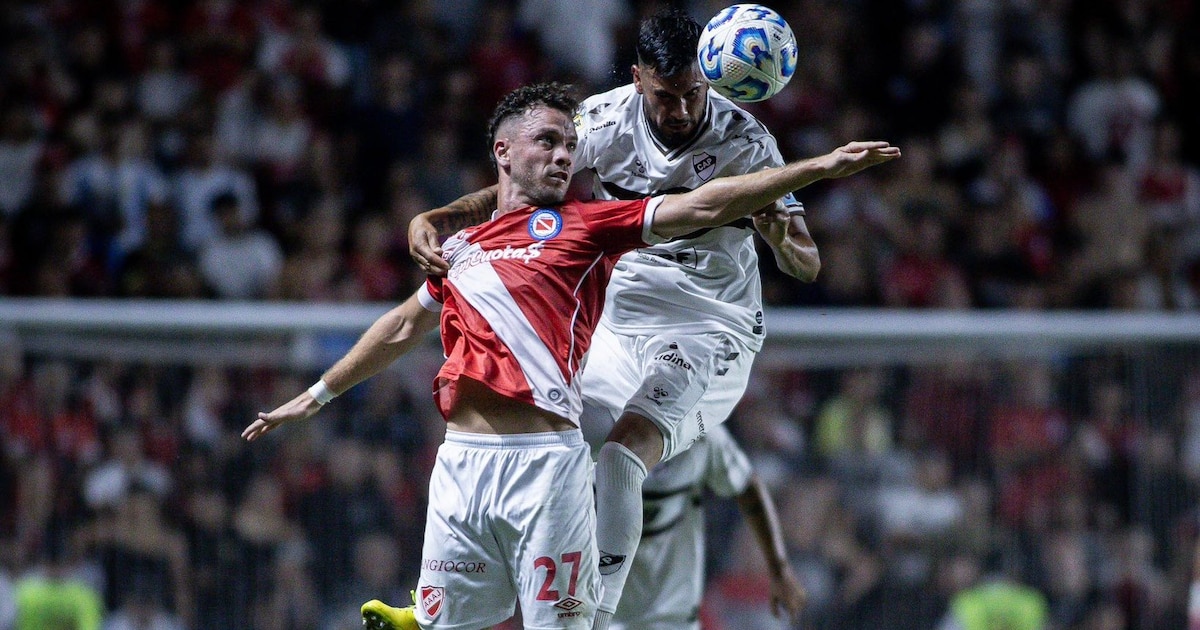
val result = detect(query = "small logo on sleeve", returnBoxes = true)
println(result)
[598,552,626,575]
[529,209,563,240]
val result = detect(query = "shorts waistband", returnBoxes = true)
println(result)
[444,429,584,449]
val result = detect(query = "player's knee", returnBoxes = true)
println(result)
[606,412,664,468]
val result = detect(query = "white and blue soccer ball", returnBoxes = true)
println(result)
[697,4,798,103]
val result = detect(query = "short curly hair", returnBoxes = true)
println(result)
[486,82,578,167]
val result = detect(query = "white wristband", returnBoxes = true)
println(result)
[307,379,336,405]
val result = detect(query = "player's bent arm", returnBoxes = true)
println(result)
[409,185,500,274]
[755,212,820,281]
[242,292,440,441]
[736,474,807,620]
[651,141,900,240]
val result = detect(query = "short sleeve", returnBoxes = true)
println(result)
[576,197,664,253]
[701,424,754,498]
[418,279,444,312]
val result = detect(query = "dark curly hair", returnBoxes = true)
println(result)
[486,82,578,167]
[635,9,701,77]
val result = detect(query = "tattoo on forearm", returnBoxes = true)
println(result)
[432,189,497,233]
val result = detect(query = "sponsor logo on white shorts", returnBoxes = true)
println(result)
[654,350,692,371]
[423,559,487,573]
[555,597,584,619]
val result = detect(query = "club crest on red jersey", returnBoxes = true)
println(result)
[420,585,444,619]
[529,209,563,240]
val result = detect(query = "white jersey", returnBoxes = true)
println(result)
[573,84,801,352]
[611,424,753,630]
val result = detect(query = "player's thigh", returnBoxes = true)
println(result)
[502,442,599,628]
[623,332,753,462]
[416,443,517,629]
[579,324,642,455]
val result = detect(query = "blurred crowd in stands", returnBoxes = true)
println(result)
[0,0,1197,309]
[3,336,1199,630]
[2,0,1200,629]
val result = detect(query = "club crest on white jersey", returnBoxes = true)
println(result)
[692,152,717,181]
[573,84,802,350]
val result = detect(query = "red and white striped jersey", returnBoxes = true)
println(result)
[419,197,664,423]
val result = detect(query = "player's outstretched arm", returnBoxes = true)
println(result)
[652,141,900,240]
[409,185,500,275]
[736,474,807,621]
[242,292,440,441]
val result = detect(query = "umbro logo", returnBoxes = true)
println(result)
[555,597,583,611]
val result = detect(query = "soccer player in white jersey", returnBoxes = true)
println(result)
[405,11,819,628]
[246,81,895,630]
[611,424,800,630]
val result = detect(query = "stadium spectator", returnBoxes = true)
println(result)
[0,106,44,219]
[12,547,104,630]
[173,135,260,252]
[298,440,395,607]
[102,588,185,630]
[813,367,895,462]
[116,202,204,298]
[273,200,352,301]
[82,427,172,511]
[74,487,192,629]
[516,0,627,88]
[197,192,283,299]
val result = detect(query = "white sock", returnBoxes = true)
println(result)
[591,610,615,630]
[592,442,648,629]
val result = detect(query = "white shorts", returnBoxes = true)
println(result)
[578,324,754,462]
[417,430,599,629]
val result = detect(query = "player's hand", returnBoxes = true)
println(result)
[242,391,324,441]
[409,212,450,276]
[820,141,901,179]
[751,205,790,248]
[770,565,807,621]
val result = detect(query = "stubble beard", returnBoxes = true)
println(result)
[513,168,567,207]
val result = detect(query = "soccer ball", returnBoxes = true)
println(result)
[697,4,798,103]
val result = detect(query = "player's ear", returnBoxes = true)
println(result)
[631,64,643,93]
[494,138,510,168]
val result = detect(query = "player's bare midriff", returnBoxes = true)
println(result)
[445,377,577,434]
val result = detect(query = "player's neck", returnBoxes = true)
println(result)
[496,181,561,217]
[495,181,522,218]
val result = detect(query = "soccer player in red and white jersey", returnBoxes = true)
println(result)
[243,82,897,630]
[407,11,825,628]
